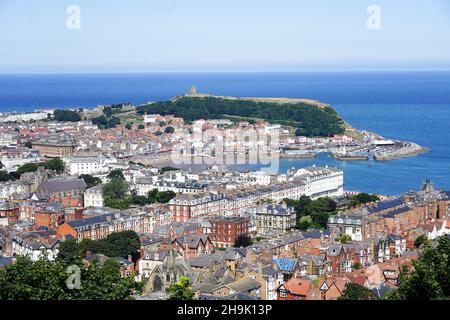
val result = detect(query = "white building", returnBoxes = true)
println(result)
[290,166,344,200]
[135,179,208,196]
[11,234,60,261]
[0,111,49,123]
[84,184,104,207]
[65,155,109,176]
[0,181,29,201]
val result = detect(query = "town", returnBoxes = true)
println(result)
[0,90,449,301]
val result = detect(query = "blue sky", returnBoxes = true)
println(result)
[1,0,450,72]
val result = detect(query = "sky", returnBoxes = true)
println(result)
[0,0,450,73]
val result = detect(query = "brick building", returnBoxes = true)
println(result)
[208,216,249,248]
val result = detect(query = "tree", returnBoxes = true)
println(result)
[285,196,337,229]
[156,191,176,204]
[138,124,145,130]
[43,158,65,174]
[166,276,194,300]
[348,193,380,207]
[107,169,125,180]
[0,255,136,300]
[0,171,13,182]
[56,238,81,266]
[24,141,33,148]
[79,174,102,189]
[103,230,140,259]
[414,235,429,248]
[154,130,163,136]
[137,96,345,137]
[102,177,129,200]
[338,283,378,300]
[17,163,40,174]
[297,220,311,231]
[386,236,450,300]
[53,109,82,122]
[339,234,352,244]
[234,235,253,248]
[103,106,113,117]
[0,160,3,169]
[352,262,362,270]
[164,126,175,134]
[125,124,132,130]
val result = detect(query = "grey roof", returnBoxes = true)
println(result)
[41,178,87,194]
[175,234,209,249]
[227,277,261,293]
[67,214,110,229]
[0,256,13,267]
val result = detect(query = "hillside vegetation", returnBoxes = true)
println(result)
[137,96,345,137]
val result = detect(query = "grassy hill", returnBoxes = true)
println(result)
[137,96,345,137]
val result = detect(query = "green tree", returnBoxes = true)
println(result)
[138,124,145,130]
[234,235,253,248]
[352,262,363,270]
[102,177,129,200]
[0,171,13,182]
[79,174,102,189]
[0,160,3,169]
[386,236,450,300]
[348,193,380,207]
[338,283,378,300]
[156,191,176,204]
[414,235,429,248]
[107,169,125,180]
[56,238,82,266]
[125,124,132,130]
[43,158,65,174]
[17,163,40,174]
[53,109,82,122]
[103,230,140,259]
[297,220,311,231]
[0,255,136,300]
[339,234,352,244]
[166,276,195,300]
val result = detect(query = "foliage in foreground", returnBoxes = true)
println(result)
[56,231,141,265]
[0,256,136,300]
[166,276,195,300]
[385,236,450,300]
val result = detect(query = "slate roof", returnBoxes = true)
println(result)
[227,277,261,293]
[41,178,87,194]
[0,256,13,267]
[175,234,209,249]
[367,197,405,214]
[383,206,411,218]
[67,214,111,229]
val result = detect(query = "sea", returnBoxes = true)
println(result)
[1,71,450,196]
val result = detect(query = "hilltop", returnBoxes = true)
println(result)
[137,89,346,137]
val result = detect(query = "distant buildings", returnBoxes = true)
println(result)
[32,134,77,157]
[84,184,104,208]
[65,155,109,176]
[253,204,297,235]
[208,216,249,248]
[289,166,344,200]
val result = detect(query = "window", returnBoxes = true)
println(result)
[279,289,288,298]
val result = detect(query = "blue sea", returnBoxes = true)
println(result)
[1,72,449,195]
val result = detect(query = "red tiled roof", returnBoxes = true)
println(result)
[283,277,313,296]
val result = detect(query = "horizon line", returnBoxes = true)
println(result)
[1,69,450,75]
